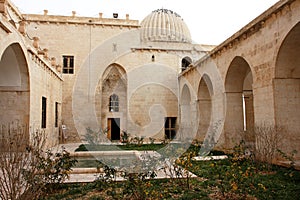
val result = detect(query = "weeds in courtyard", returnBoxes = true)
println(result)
[41,148,300,200]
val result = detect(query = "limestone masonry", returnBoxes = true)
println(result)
[0,0,299,161]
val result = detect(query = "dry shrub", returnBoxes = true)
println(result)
[0,123,76,200]
[241,123,283,165]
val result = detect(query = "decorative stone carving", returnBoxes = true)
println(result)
[33,37,39,49]
[51,57,56,67]
[18,20,26,35]
[0,0,7,16]
[43,48,48,59]
[56,64,62,73]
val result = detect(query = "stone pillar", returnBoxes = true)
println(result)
[244,92,254,131]
[198,97,212,141]
[273,78,300,158]
[190,100,199,139]
[224,92,244,148]
[180,104,192,141]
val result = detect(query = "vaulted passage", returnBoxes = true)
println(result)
[197,75,213,141]
[0,43,30,147]
[224,56,253,146]
[274,22,300,154]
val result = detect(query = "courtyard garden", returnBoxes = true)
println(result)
[40,142,300,200]
[1,126,299,200]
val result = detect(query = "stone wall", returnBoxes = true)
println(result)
[0,1,63,147]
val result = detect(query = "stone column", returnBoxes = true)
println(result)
[224,92,244,148]
[243,92,254,131]
[198,97,212,141]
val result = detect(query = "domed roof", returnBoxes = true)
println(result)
[140,9,192,43]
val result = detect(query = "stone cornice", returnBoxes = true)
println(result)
[27,47,63,81]
[179,0,296,77]
[131,46,208,54]
[23,14,140,28]
[6,0,24,21]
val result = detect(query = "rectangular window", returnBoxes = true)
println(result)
[55,102,59,127]
[62,55,74,74]
[165,117,177,139]
[41,97,47,128]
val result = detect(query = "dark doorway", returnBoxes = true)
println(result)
[108,118,120,141]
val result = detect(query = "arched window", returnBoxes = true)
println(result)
[109,94,119,112]
[181,56,192,71]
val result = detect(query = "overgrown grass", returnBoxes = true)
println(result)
[40,161,300,200]
[40,177,210,200]
[42,142,300,200]
[188,159,300,199]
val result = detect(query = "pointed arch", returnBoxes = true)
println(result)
[197,74,213,141]
[0,43,30,147]
[274,22,300,155]
[224,56,253,147]
[0,43,30,123]
[96,63,127,141]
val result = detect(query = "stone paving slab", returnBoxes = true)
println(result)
[66,167,197,183]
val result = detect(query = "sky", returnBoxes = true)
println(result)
[11,0,279,45]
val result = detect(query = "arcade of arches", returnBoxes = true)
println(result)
[179,7,300,159]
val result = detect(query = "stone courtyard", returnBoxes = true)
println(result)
[0,0,299,163]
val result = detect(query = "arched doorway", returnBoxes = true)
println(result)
[180,84,192,140]
[197,74,213,141]
[224,56,253,147]
[274,22,300,156]
[97,63,127,141]
[0,43,30,146]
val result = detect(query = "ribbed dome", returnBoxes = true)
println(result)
[140,9,192,43]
